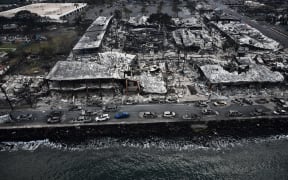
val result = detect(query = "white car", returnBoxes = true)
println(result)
[273,109,286,115]
[213,101,227,106]
[163,111,176,118]
[95,114,110,122]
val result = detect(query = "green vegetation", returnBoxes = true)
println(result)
[6,28,79,75]
[0,43,18,49]
[24,30,77,56]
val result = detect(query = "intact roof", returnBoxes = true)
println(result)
[0,3,87,20]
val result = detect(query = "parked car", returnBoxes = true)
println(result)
[115,112,129,119]
[68,105,82,111]
[232,98,243,105]
[163,111,176,118]
[255,98,269,104]
[213,101,227,106]
[16,113,33,121]
[72,117,84,123]
[228,110,243,117]
[202,108,219,115]
[0,114,12,124]
[47,111,62,124]
[102,105,118,112]
[196,101,208,107]
[124,100,137,105]
[182,113,199,120]
[47,116,61,124]
[273,109,287,115]
[149,98,165,104]
[250,108,266,116]
[143,112,157,118]
[242,98,253,105]
[95,114,110,122]
[165,97,178,103]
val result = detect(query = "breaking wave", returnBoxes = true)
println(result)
[1,135,288,152]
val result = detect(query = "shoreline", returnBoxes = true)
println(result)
[1,115,288,141]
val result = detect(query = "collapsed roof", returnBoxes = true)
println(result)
[213,21,281,50]
[73,16,112,51]
[200,64,284,84]
[173,29,210,48]
[139,72,167,94]
[46,52,136,81]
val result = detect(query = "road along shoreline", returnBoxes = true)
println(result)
[1,115,288,141]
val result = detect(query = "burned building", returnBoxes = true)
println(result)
[72,16,113,55]
[199,64,284,88]
[46,52,140,95]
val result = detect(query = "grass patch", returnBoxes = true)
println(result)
[23,29,78,55]
[6,27,80,75]
[0,43,18,49]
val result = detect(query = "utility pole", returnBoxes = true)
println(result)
[0,84,13,110]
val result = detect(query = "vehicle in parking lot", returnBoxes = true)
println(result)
[213,101,227,106]
[16,113,34,121]
[115,112,129,119]
[163,111,176,118]
[143,112,157,118]
[95,114,110,122]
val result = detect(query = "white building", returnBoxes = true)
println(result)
[0,3,87,22]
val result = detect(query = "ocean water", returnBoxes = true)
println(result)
[1,135,288,180]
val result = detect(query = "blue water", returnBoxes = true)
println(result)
[1,136,288,180]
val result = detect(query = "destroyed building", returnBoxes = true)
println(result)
[172,29,213,50]
[124,28,164,53]
[209,20,281,51]
[127,16,152,27]
[46,52,140,94]
[72,16,113,55]
[200,64,284,87]
[172,17,203,30]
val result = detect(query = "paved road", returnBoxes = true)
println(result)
[208,0,288,48]
[0,98,282,129]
